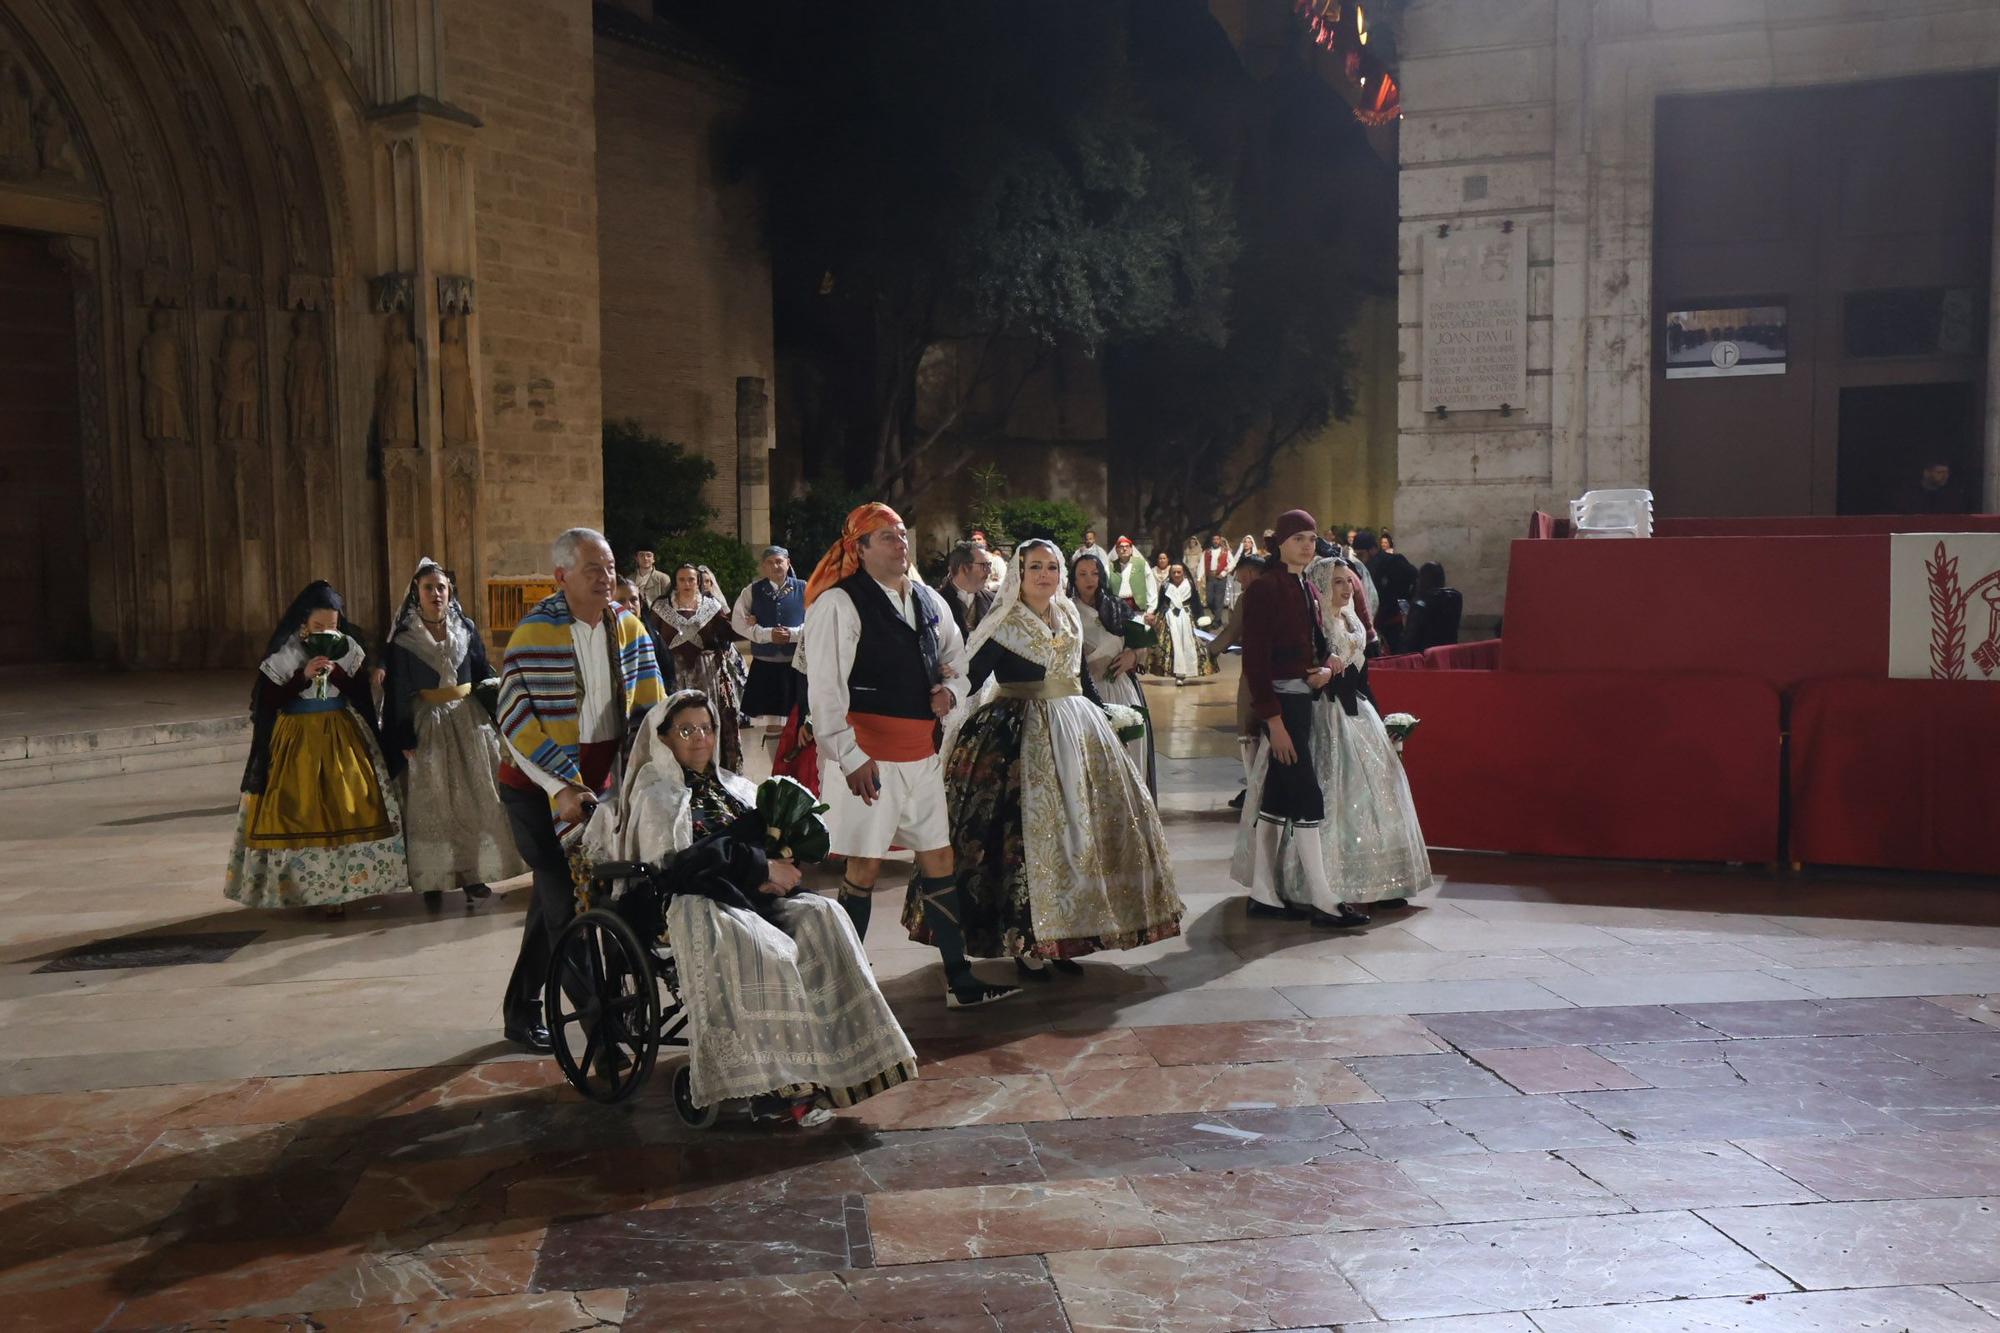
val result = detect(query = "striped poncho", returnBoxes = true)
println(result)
[497,590,665,816]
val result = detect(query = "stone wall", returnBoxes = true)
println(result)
[1393,0,2000,617]
[594,32,775,544]
[443,0,604,577]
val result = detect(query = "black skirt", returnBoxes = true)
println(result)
[1258,691,1323,826]
[741,658,799,717]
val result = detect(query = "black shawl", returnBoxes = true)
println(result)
[240,581,378,795]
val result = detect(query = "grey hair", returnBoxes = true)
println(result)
[551,527,610,571]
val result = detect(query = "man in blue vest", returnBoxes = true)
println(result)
[731,544,807,739]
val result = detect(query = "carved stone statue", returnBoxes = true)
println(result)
[286,310,326,444]
[32,95,79,179]
[139,309,187,443]
[0,52,34,178]
[440,313,476,444]
[375,314,418,447]
[215,311,258,441]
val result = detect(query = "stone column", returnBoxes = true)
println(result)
[736,375,774,549]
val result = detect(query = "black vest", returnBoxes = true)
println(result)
[839,570,940,720]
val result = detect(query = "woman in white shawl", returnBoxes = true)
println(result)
[1151,564,1216,683]
[588,690,917,1126]
[1069,551,1155,794]
[652,564,746,772]
[1231,561,1432,912]
[909,540,1182,979]
[378,559,524,907]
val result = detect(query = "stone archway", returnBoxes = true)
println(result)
[0,0,454,668]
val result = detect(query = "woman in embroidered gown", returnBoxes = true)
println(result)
[587,691,916,1125]
[227,581,409,916]
[1227,535,1260,608]
[909,540,1182,975]
[1152,564,1215,683]
[380,559,525,909]
[1069,551,1155,794]
[1233,561,1432,911]
[653,564,745,772]
[697,565,751,712]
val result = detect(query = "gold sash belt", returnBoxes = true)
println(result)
[417,683,473,703]
[995,678,1082,701]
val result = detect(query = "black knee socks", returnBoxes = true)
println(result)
[838,878,873,940]
[916,873,974,987]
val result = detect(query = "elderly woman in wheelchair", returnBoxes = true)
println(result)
[573,688,916,1127]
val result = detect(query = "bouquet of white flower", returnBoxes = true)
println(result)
[1102,703,1147,744]
[1381,712,1421,752]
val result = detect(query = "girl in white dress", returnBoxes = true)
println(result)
[1152,565,1215,683]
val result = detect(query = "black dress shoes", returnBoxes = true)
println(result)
[1245,898,1297,920]
[504,1020,552,1051]
[1374,897,1409,912]
[1309,906,1371,929]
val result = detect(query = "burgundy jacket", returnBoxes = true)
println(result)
[1239,565,1334,721]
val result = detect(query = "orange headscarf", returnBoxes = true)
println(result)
[804,502,905,606]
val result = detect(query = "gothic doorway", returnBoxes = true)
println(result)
[0,227,87,663]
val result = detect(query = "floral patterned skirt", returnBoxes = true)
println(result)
[226,710,410,909]
[905,696,1181,961]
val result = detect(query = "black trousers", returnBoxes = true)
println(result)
[1258,691,1324,825]
[500,782,576,1028]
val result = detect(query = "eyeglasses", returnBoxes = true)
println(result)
[666,724,715,740]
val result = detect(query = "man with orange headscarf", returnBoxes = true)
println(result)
[803,503,1019,1008]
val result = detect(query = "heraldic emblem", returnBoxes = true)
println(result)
[1926,540,2000,679]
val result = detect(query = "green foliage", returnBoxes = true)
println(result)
[602,419,716,569]
[652,529,758,600]
[771,478,869,574]
[996,497,1092,554]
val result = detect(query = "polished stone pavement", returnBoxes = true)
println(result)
[2,666,1998,1330]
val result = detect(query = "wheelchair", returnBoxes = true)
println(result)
[543,857,717,1128]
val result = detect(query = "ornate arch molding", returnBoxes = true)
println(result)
[0,0,376,666]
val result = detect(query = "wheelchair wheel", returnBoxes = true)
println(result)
[547,908,661,1104]
[673,1063,719,1129]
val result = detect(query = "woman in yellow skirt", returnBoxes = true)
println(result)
[226,581,409,916]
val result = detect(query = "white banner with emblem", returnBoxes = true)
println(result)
[1888,533,2000,680]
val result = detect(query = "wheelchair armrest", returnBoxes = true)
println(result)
[590,859,654,882]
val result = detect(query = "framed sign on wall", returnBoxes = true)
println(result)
[1663,304,1788,379]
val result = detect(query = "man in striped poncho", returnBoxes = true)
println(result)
[495,527,665,1050]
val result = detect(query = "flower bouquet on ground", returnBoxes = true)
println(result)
[1102,703,1147,745]
[757,775,831,864]
[1381,712,1421,753]
[302,631,349,699]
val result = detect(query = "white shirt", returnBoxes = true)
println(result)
[508,615,622,796]
[803,577,969,776]
[729,579,799,647]
[1073,543,1110,568]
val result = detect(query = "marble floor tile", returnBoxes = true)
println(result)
[1928,994,2000,1028]
[1025,1106,1365,1180]
[1767,963,2000,1001]
[1053,1059,1377,1119]
[1140,951,1378,990]
[1715,1035,1934,1086]
[867,1177,1165,1264]
[1528,1284,1997,1331]
[1533,971,1817,1008]
[1334,1210,1786,1321]
[0,1080,249,1143]
[1395,920,1627,952]
[533,1194,868,1289]
[1127,1156,1449,1239]
[0,1129,153,1193]
[1544,943,1779,977]
[1421,1006,1717,1050]
[1347,950,1585,984]
[1279,980,1572,1019]
[1468,1047,1649,1094]
[1700,1196,2000,1289]
[912,1028,1158,1080]
[832,1073,1071,1130]
[1332,1315,1536,1333]
[1588,1041,1745,1089]
[1130,1016,1445,1066]
[1047,1233,1375,1333]
[0,1180,193,1258]
[1429,1096,1628,1154]
[1668,997,1982,1039]
[1562,1085,1906,1144]
[1391,1151,1624,1224]
[1042,985,1311,1030]
[1333,1100,1485,1159]
[1346,1053,1517,1101]
[241,1288,630,1332]
[1955,1282,2000,1316]
[622,1258,1070,1333]
[1869,1031,2000,1080]
[1736,1128,2000,1201]
[1553,1141,1821,1211]
[1833,1073,2000,1133]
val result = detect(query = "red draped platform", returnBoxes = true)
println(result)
[1376,517,2000,874]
